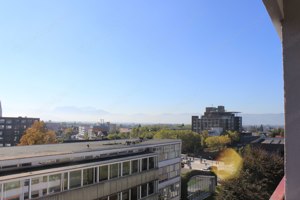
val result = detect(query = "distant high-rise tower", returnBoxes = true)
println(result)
[0,100,2,117]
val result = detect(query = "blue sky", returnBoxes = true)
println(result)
[0,1,283,123]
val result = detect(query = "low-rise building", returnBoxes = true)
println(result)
[0,139,181,200]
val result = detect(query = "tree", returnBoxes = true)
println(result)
[205,135,231,150]
[154,129,202,154]
[19,121,57,145]
[215,147,284,200]
[224,131,240,144]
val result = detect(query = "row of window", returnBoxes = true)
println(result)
[159,182,180,200]
[0,125,27,130]
[0,156,157,200]
[95,181,156,200]
[154,144,181,161]
[0,119,36,124]
[158,163,181,183]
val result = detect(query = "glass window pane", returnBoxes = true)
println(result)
[131,187,138,200]
[149,157,155,169]
[131,160,139,174]
[49,174,61,193]
[109,194,118,200]
[141,183,148,198]
[70,170,82,189]
[122,190,129,200]
[64,173,68,190]
[99,165,108,181]
[142,158,148,171]
[148,181,154,195]
[110,163,119,179]
[83,168,94,185]
[4,181,21,200]
[122,161,130,176]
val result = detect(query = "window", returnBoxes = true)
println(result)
[49,174,61,193]
[42,176,48,195]
[109,194,118,200]
[131,160,139,174]
[141,183,148,198]
[122,190,129,200]
[122,161,130,176]
[70,170,81,189]
[149,157,155,169]
[63,173,68,190]
[99,165,108,181]
[83,168,94,185]
[4,181,21,200]
[0,125,4,129]
[148,181,154,195]
[110,163,119,179]
[131,187,138,200]
[142,158,148,171]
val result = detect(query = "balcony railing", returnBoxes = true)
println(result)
[270,176,285,200]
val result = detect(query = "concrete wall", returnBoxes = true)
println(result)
[282,1,300,199]
[38,170,158,200]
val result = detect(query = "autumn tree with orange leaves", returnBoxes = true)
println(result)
[19,121,57,145]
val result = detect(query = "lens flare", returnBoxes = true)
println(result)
[212,148,243,180]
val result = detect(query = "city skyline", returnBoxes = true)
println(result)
[0,1,283,123]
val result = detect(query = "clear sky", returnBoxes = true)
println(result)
[0,0,283,123]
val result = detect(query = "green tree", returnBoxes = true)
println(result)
[154,129,201,154]
[63,128,73,140]
[19,121,57,145]
[205,135,231,150]
[225,131,240,143]
[216,147,284,200]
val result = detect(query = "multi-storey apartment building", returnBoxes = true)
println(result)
[0,139,181,200]
[0,117,40,147]
[192,106,242,134]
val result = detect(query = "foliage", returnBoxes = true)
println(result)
[107,133,121,140]
[62,128,73,140]
[215,147,284,200]
[270,128,284,137]
[205,135,231,150]
[224,131,240,143]
[153,129,201,154]
[130,126,160,139]
[19,121,57,145]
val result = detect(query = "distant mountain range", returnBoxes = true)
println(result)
[43,106,285,125]
[241,113,284,126]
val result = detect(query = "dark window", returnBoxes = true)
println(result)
[83,168,94,185]
[122,161,130,176]
[99,165,108,181]
[131,160,139,174]
[149,157,155,169]
[141,183,148,198]
[142,158,148,171]
[122,190,130,200]
[110,163,119,179]
[148,181,154,195]
[70,170,81,189]
[131,187,138,200]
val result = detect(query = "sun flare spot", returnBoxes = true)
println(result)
[212,148,243,180]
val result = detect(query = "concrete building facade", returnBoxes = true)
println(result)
[0,139,181,200]
[192,106,242,134]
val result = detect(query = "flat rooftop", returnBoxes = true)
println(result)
[0,139,180,161]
